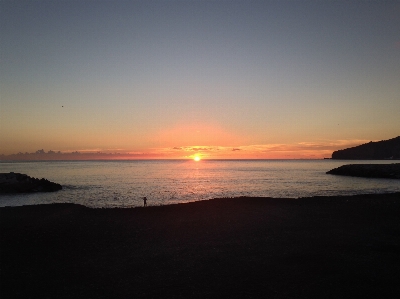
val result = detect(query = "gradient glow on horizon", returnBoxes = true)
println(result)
[1,1,399,159]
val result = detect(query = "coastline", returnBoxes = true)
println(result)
[2,160,400,208]
[2,192,400,298]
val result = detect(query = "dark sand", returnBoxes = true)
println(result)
[2,193,400,298]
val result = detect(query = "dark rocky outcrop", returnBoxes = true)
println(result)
[0,172,62,194]
[327,163,400,179]
[331,136,400,159]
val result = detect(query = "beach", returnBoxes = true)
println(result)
[2,193,400,298]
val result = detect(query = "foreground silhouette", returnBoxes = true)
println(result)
[2,193,400,298]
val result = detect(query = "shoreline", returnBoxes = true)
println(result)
[2,192,400,298]
[2,190,400,209]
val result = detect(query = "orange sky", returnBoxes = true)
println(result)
[1,1,399,160]
[0,137,379,160]
[142,139,379,160]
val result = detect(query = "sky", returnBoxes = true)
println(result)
[1,0,399,159]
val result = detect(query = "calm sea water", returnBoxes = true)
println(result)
[1,160,399,208]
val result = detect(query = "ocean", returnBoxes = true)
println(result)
[1,160,399,208]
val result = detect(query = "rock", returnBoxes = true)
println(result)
[331,136,400,159]
[326,163,400,179]
[0,172,62,194]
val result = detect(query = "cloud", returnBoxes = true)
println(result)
[189,147,215,151]
[1,139,374,160]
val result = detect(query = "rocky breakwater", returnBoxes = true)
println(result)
[327,163,400,179]
[0,172,62,194]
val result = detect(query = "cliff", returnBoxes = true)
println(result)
[332,136,400,159]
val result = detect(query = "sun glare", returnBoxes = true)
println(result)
[194,155,201,162]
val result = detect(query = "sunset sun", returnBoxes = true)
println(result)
[194,155,201,162]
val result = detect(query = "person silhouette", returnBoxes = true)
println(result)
[143,197,147,207]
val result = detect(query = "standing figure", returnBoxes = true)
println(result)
[143,196,147,207]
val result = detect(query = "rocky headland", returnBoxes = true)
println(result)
[0,172,62,194]
[327,163,400,179]
[331,136,400,159]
